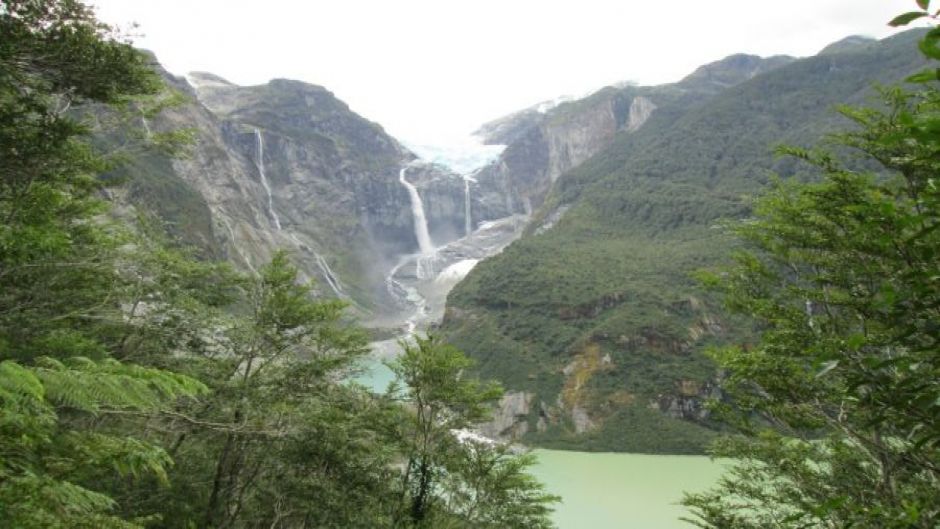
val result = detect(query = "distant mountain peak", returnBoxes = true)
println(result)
[818,35,877,55]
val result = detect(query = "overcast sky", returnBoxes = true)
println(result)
[91,0,912,144]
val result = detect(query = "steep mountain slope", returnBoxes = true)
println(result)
[113,65,519,314]
[115,51,791,324]
[440,30,928,453]
[469,53,796,239]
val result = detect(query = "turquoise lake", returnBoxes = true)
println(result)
[530,449,727,529]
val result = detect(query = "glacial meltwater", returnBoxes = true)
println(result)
[530,449,726,529]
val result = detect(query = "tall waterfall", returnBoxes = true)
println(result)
[399,166,434,255]
[463,177,472,236]
[254,129,282,231]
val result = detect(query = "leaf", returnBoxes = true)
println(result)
[889,11,928,26]
[921,38,940,60]
[845,334,866,350]
[917,0,930,10]
[918,27,940,59]
[906,68,940,84]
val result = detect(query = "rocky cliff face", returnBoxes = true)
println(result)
[468,53,796,223]
[127,53,750,318]
[472,88,646,212]
[120,64,514,314]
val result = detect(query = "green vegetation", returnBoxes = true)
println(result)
[389,335,558,528]
[6,0,936,526]
[443,26,930,453]
[682,6,940,526]
[0,1,556,527]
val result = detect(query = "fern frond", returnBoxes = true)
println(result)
[61,431,174,485]
[0,474,141,529]
[35,356,208,413]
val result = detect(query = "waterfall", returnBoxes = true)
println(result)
[315,254,346,298]
[218,212,256,274]
[463,177,472,236]
[399,166,433,255]
[286,232,347,298]
[399,166,437,279]
[254,129,282,231]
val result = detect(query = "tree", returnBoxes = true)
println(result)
[442,440,559,529]
[0,357,207,528]
[0,2,227,526]
[389,334,501,527]
[683,5,940,527]
[388,335,558,528]
[0,0,162,360]
[138,252,380,529]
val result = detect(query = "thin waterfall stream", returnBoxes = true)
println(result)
[463,176,473,236]
[254,128,282,231]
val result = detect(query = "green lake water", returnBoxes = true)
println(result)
[353,355,396,393]
[530,449,727,529]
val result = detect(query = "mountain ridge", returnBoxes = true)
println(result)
[439,28,928,453]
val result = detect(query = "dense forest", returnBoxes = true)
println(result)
[1,0,938,528]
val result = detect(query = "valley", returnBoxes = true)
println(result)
[120,29,926,456]
[5,1,937,524]
[134,29,926,454]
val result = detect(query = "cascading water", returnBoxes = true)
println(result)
[399,166,436,279]
[399,166,433,254]
[218,210,256,274]
[254,128,282,231]
[463,177,473,236]
[315,254,345,297]
[360,142,521,395]
[286,232,347,299]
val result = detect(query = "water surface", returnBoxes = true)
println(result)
[530,449,726,529]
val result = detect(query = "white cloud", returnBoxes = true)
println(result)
[92,0,913,144]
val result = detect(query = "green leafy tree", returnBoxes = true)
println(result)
[0,1,235,526]
[0,357,206,528]
[0,0,162,360]
[136,252,379,528]
[388,335,558,528]
[683,5,940,527]
[442,440,559,529]
[389,335,502,527]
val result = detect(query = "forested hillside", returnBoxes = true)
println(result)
[443,29,929,452]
